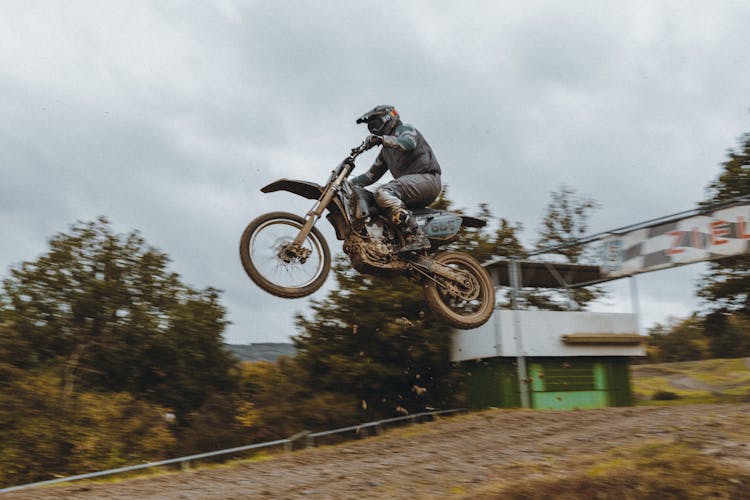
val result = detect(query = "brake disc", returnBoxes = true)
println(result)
[277,244,311,264]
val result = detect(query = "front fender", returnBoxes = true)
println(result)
[260,178,349,239]
[261,179,324,200]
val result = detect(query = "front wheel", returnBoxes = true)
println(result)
[240,211,331,298]
[423,251,495,329]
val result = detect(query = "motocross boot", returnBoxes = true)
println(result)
[392,208,431,253]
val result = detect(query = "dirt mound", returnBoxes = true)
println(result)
[666,374,717,391]
[7,404,750,499]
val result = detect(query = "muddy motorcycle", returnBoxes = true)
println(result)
[239,139,495,329]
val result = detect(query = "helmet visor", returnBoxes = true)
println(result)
[367,116,386,134]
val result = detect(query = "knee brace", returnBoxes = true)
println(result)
[374,186,407,225]
[374,185,405,213]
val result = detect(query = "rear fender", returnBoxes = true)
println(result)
[460,215,486,228]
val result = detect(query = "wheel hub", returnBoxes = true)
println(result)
[277,243,311,264]
[443,270,480,301]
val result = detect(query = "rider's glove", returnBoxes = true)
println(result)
[364,134,383,148]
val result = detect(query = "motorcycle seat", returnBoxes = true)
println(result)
[412,207,486,228]
[411,207,444,216]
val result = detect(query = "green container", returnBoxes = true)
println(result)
[463,356,632,410]
[464,357,521,409]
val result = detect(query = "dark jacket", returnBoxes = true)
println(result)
[354,123,441,185]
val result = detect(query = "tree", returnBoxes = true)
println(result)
[0,217,237,421]
[0,370,175,487]
[0,323,24,385]
[430,187,526,264]
[646,315,709,362]
[703,310,750,359]
[697,131,750,358]
[294,257,460,418]
[698,132,750,315]
[536,185,600,263]
[701,132,750,205]
[237,358,360,440]
[291,200,525,419]
[527,185,603,310]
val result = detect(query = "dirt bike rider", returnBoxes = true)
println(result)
[352,105,442,252]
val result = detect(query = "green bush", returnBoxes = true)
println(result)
[0,371,175,487]
[651,390,680,401]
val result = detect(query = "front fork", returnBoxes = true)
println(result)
[290,163,352,250]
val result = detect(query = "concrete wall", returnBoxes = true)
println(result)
[451,311,645,362]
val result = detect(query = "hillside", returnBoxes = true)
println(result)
[8,402,750,499]
[224,342,295,362]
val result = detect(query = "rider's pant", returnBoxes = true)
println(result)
[374,173,442,215]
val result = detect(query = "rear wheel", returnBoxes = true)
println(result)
[423,251,495,329]
[240,211,331,298]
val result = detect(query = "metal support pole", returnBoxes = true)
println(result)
[509,260,531,409]
[493,302,502,357]
[629,275,641,334]
[543,262,576,310]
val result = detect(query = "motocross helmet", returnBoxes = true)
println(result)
[356,105,400,135]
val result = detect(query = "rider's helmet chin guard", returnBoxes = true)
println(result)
[356,105,400,135]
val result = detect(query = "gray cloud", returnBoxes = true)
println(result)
[1,1,749,343]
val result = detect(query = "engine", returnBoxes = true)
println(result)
[343,221,406,275]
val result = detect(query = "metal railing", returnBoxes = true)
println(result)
[0,408,466,494]
[304,408,463,447]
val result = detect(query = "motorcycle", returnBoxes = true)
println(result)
[239,138,495,329]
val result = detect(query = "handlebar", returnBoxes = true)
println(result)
[346,137,376,163]
[329,138,375,181]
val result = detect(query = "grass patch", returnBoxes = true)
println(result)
[635,393,747,406]
[468,440,750,499]
[199,450,275,469]
[631,357,750,405]
[36,466,182,490]
[632,374,699,397]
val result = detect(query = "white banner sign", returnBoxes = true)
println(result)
[598,202,750,278]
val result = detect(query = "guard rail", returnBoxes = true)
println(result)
[0,408,466,494]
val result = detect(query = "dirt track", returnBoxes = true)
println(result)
[7,403,750,499]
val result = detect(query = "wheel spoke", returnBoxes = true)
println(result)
[422,251,494,329]
[248,219,325,289]
[437,262,487,317]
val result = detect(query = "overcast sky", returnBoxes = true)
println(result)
[1,1,749,344]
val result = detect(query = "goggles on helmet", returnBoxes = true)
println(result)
[357,105,399,135]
